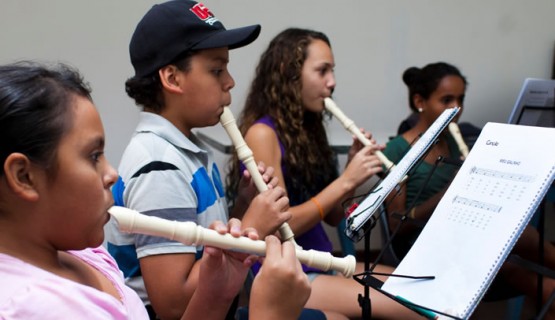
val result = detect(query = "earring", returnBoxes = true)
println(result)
[418,108,423,113]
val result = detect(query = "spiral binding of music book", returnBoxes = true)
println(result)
[381,122,555,319]
[345,107,460,241]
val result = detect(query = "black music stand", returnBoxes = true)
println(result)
[507,78,555,318]
[343,107,460,319]
[346,145,459,319]
[348,187,460,320]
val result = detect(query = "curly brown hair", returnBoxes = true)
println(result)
[226,28,337,206]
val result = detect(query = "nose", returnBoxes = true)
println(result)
[223,70,235,91]
[103,162,118,189]
[450,103,463,113]
[327,72,336,91]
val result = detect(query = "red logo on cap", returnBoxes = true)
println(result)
[190,3,218,25]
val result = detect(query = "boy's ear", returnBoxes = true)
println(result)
[3,153,40,201]
[159,65,184,94]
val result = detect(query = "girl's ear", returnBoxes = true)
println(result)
[3,153,40,201]
[413,94,425,112]
[158,65,184,94]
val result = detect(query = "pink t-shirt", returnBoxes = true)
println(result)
[0,247,148,319]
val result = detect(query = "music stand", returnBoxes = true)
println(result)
[345,108,460,319]
[507,78,555,318]
[508,78,555,128]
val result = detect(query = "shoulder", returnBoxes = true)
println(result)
[245,122,278,141]
[119,132,198,181]
[244,123,283,164]
[383,135,410,162]
[70,247,120,276]
[0,251,132,319]
[119,132,171,173]
[124,131,176,159]
[245,123,281,153]
[384,135,408,150]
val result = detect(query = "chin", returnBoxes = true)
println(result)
[313,105,325,113]
[208,117,220,127]
[89,234,105,249]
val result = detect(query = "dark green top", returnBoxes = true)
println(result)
[382,133,462,258]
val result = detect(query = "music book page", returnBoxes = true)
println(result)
[382,122,555,319]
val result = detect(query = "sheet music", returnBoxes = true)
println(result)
[382,122,555,319]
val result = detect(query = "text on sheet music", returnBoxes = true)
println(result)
[500,159,521,166]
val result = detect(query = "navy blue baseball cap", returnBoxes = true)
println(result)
[130,0,261,77]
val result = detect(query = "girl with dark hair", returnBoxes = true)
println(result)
[0,61,310,320]
[227,28,422,320]
[384,62,468,258]
[384,62,555,318]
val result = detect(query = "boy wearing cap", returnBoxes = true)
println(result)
[105,1,296,319]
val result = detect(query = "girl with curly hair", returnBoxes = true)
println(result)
[227,28,422,320]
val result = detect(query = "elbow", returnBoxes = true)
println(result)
[150,305,185,320]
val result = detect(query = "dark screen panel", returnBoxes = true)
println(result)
[517,106,555,128]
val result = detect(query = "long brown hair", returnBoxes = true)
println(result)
[226,28,337,205]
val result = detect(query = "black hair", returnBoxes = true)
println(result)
[125,51,195,113]
[402,62,467,112]
[0,61,92,176]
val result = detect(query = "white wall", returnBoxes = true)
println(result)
[2,0,554,250]
[1,0,554,166]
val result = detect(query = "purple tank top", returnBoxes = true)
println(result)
[247,116,333,274]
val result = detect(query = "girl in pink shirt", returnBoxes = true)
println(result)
[0,61,310,320]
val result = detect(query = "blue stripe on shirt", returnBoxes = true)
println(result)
[212,164,225,198]
[191,167,217,213]
[112,176,125,207]
[107,243,141,278]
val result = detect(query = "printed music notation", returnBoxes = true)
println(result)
[465,166,532,202]
[382,122,555,319]
[469,167,534,183]
[452,196,502,213]
[448,196,499,231]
